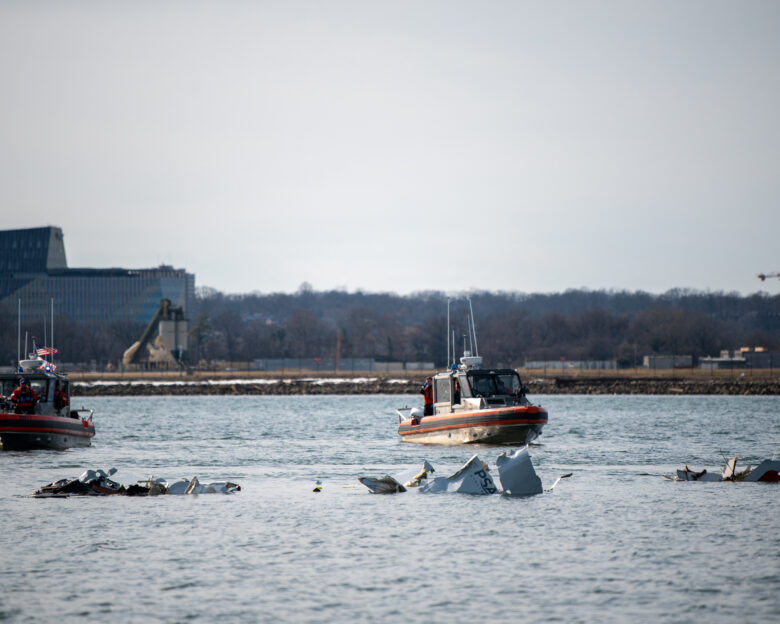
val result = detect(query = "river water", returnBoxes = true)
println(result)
[1,394,778,623]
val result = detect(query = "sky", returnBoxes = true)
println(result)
[1,1,778,296]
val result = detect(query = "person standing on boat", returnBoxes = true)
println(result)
[420,376,434,416]
[54,382,69,413]
[10,378,39,414]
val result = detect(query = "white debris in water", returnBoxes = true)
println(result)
[359,447,551,496]
[665,457,780,482]
[136,475,241,494]
[34,468,241,497]
[419,455,498,495]
[358,475,406,494]
[495,447,543,495]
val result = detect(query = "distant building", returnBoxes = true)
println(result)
[698,350,747,370]
[523,360,617,370]
[643,355,693,369]
[699,348,779,370]
[0,226,196,325]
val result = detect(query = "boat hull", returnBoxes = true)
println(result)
[398,406,547,445]
[0,413,95,450]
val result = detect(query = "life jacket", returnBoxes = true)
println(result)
[12,385,37,408]
[420,382,433,405]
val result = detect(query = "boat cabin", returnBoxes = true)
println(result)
[431,368,530,415]
[0,370,72,417]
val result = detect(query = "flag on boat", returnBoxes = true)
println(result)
[38,362,57,371]
[37,346,58,357]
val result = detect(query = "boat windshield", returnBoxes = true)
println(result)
[466,371,523,397]
[0,377,49,401]
[30,379,49,401]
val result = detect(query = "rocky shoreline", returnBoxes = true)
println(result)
[532,377,780,395]
[71,376,780,396]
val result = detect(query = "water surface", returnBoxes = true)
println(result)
[1,394,778,623]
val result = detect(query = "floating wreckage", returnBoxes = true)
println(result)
[664,456,780,483]
[358,459,438,494]
[358,447,569,496]
[33,468,241,497]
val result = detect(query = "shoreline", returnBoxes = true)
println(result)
[70,373,780,396]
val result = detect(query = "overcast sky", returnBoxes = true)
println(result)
[1,1,778,296]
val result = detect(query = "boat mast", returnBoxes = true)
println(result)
[51,299,55,369]
[467,310,474,355]
[452,330,455,367]
[17,299,21,368]
[468,297,479,357]
[446,297,450,367]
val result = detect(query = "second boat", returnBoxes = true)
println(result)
[397,356,548,445]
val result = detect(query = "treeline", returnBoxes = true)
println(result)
[190,287,780,368]
[2,287,778,368]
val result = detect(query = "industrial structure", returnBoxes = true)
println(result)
[122,299,189,369]
[0,226,196,326]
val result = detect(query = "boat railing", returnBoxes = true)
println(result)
[70,408,94,422]
[396,406,411,423]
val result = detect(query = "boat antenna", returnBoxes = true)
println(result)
[446,297,451,367]
[467,297,479,357]
[17,299,21,368]
[465,298,474,355]
[447,329,455,367]
[43,309,47,354]
[51,298,55,368]
[25,331,28,361]
[467,310,474,355]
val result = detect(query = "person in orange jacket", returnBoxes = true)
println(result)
[11,378,39,414]
[420,376,434,416]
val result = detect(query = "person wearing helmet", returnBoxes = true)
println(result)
[10,378,39,414]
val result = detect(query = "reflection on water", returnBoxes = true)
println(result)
[1,394,778,623]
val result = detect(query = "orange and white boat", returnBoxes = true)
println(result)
[397,298,547,445]
[397,358,548,445]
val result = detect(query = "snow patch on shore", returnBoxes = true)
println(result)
[74,377,404,388]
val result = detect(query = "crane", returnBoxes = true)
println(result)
[758,272,780,281]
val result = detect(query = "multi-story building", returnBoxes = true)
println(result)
[0,226,196,325]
